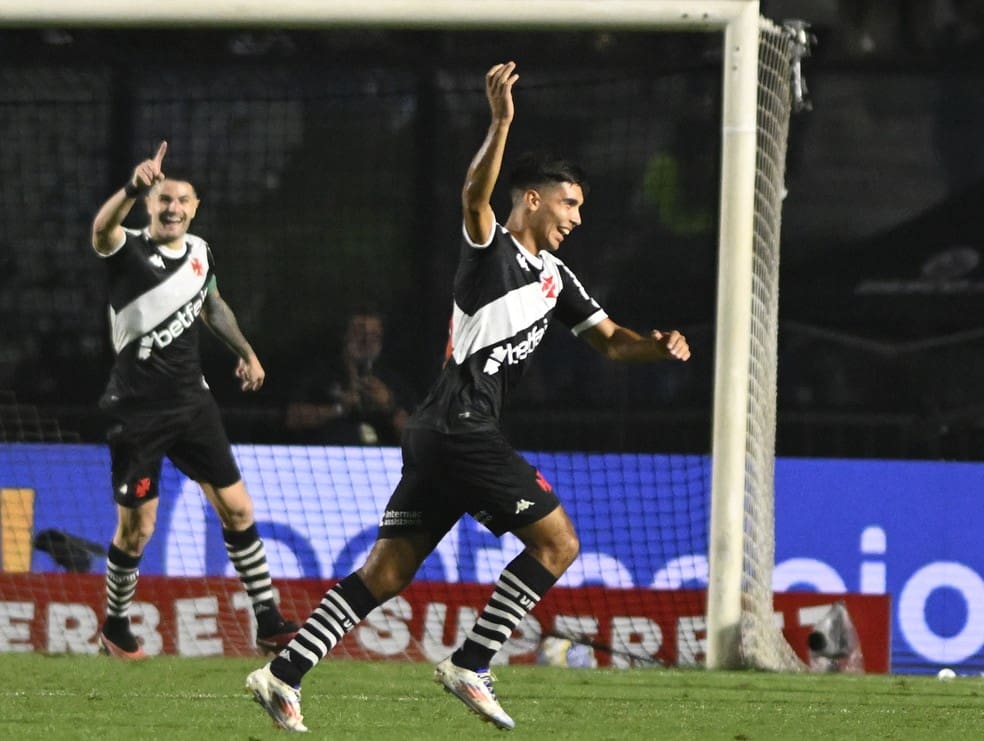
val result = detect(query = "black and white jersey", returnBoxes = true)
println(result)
[96,227,215,408]
[410,222,607,433]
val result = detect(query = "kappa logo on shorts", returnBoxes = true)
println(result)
[515,499,533,514]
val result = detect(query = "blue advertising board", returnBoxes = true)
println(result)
[774,457,984,673]
[2,443,981,674]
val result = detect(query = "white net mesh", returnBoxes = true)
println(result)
[739,18,806,672]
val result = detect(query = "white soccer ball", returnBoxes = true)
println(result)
[536,636,597,668]
[937,668,956,681]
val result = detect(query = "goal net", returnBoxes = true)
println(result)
[727,18,806,671]
[0,1,803,670]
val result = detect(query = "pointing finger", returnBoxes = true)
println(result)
[153,140,167,165]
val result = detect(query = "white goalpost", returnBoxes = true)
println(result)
[1,0,801,670]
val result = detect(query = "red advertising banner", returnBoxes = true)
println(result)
[0,574,890,671]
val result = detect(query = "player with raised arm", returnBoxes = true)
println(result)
[246,61,690,733]
[91,142,299,660]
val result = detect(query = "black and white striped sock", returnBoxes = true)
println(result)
[453,551,558,670]
[224,524,277,618]
[105,544,140,620]
[270,573,379,686]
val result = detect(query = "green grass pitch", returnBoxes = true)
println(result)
[1,654,980,740]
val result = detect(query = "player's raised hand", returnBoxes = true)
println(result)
[652,329,691,361]
[486,61,519,123]
[130,140,167,193]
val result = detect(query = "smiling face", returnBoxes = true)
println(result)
[526,181,584,253]
[146,179,200,248]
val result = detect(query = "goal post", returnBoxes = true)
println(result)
[4,1,764,30]
[710,15,807,671]
[0,0,802,670]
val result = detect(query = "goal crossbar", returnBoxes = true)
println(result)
[0,0,786,671]
[3,1,754,30]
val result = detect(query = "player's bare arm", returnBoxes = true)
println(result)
[462,62,519,244]
[201,287,266,391]
[581,317,691,363]
[91,141,167,255]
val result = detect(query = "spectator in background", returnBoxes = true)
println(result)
[284,307,414,446]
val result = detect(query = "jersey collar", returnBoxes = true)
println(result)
[507,231,543,271]
[143,228,188,260]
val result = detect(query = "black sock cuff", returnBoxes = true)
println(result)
[337,573,380,619]
[270,657,303,688]
[506,551,558,598]
[107,544,141,570]
[223,523,260,548]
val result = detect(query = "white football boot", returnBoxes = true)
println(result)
[434,657,515,730]
[246,663,308,733]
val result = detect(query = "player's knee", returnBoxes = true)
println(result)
[117,523,154,554]
[217,507,252,531]
[545,513,579,565]
[208,481,254,530]
[358,562,414,602]
[555,529,580,569]
[358,546,420,601]
[528,529,579,574]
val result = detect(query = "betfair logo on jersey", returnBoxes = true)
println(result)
[482,324,547,375]
[137,288,207,360]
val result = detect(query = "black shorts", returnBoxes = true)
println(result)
[379,426,561,540]
[104,394,241,508]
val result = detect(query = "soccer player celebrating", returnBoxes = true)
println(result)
[247,61,690,733]
[91,142,298,659]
